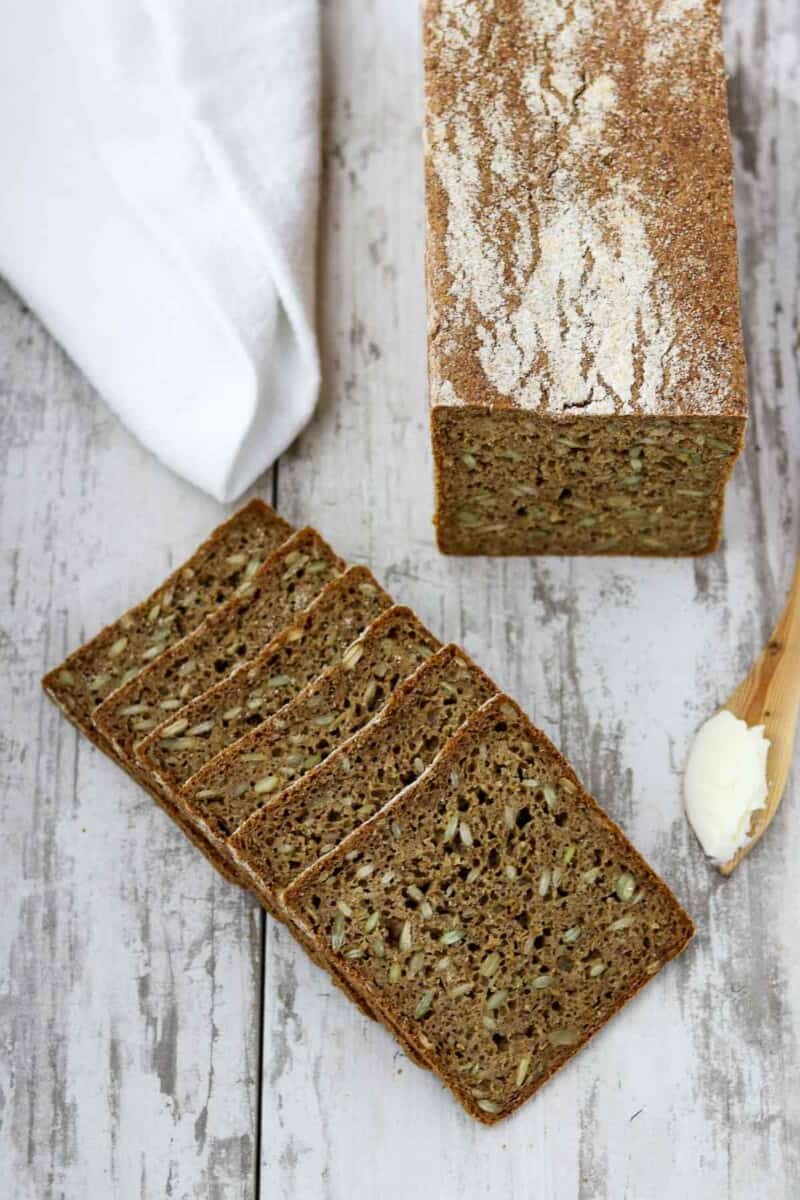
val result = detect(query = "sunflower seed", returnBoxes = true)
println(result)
[450,982,473,999]
[364,912,380,933]
[159,698,182,711]
[336,900,353,917]
[562,926,582,944]
[563,845,576,866]
[477,1098,502,1114]
[515,1055,531,1088]
[549,1027,580,1046]
[267,675,291,689]
[420,900,434,919]
[538,869,551,897]
[119,703,149,717]
[542,783,557,809]
[479,952,501,978]
[253,776,280,795]
[341,642,364,671]
[389,962,402,984]
[609,916,635,931]
[312,713,337,728]
[109,637,128,658]
[440,929,464,946]
[399,921,413,953]
[532,975,552,989]
[354,862,374,880]
[331,913,346,951]
[363,680,378,708]
[589,961,607,977]
[408,952,425,979]
[188,720,214,736]
[161,718,189,737]
[459,821,473,847]
[615,872,636,901]
[486,989,508,1010]
[443,813,459,843]
[414,990,434,1019]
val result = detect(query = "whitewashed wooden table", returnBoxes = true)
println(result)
[1,2,798,1197]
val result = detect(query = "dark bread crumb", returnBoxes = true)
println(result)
[285,693,694,1123]
[179,607,442,853]
[136,565,392,791]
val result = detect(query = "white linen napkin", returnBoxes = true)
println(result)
[0,0,320,502]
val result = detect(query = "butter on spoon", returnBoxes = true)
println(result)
[684,556,800,876]
[684,711,769,865]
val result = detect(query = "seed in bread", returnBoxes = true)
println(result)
[179,607,442,865]
[136,565,392,793]
[285,693,694,1123]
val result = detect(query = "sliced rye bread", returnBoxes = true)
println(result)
[42,499,292,757]
[41,499,292,885]
[91,525,342,884]
[94,527,344,767]
[178,606,442,869]
[229,644,498,1045]
[230,645,498,915]
[135,565,392,793]
[284,694,695,1124]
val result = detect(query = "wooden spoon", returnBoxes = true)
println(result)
[718,555,800,875]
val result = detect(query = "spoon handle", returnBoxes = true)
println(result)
[720,554,800,875]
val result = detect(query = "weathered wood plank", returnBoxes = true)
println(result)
[0,0,797,1196]
[0,288,265,1199]
[265,1,799,1197]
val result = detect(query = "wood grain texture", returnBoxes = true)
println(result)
[1,1,798,1197]
[721,554,800,873]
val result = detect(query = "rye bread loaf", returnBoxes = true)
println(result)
[42,499,292,756]
[178,607,442,863]
[230,645,498,914]
[94,527,344,768]
[135,566,392,793]
[424,0,747,555]
[284,694,694,1123]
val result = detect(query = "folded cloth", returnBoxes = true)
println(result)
[0,0,320,502]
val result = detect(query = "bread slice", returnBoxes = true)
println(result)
[284,694,695,1124]
[230,645,498,915]
[135,566,392,793]
[94,527,344,768]
[42,499,292,757]
[178,607,442,869]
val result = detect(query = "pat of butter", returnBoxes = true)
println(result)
[684,710,770,864]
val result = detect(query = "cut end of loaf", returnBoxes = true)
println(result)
[432,408,745,556]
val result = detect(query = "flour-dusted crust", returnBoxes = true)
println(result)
[285,694,694,1123]
[424,0,747,554]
